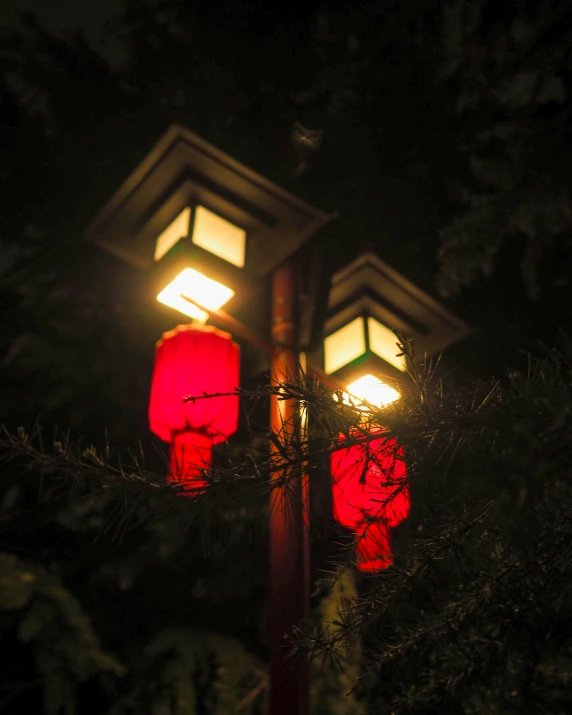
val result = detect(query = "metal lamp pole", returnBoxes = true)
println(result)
[268,260,309,715]
[183,262,341,715]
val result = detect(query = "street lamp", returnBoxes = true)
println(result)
[151,204,252,323]
[319,251,470,571]
[85,124,335,715]
[316,251,471,407]
[325,314,404,408]
[85,125,331,319]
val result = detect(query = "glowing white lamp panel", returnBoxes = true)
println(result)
[193,206,246,268]
[367,317,407,372]
[344,374,400,410]
[157,268,234,323]
[154,207,191,262]
[324,317,366,375]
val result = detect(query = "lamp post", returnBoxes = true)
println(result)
[85,126,470,711]
[85,125,334,715]
[269,261,309,714]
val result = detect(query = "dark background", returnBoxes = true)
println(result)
[1,1,572,711]
[3,0,571,434]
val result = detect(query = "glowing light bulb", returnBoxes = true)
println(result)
[343,374,400,410]
[157,268,234,322]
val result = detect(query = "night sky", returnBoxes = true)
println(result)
[1,0,119,33]
[1,0,124,60]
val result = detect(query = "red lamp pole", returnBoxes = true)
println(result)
[268,260,309,715]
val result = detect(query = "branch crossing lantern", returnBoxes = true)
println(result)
[321,253,470,570]
[330,428,410,571]
[148,324,239,490]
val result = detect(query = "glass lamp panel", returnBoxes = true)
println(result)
[344,374,400,410]
[192,205,246,268]
[367,317,407,372]
[324,317,366,375]
[157,268,234,322]
[154,207,191,262]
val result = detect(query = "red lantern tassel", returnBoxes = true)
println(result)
[169,431,213,492]
[355,521,393,573]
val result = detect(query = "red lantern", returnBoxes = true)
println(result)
[355,521,393,572]
[330,428,409,571]
[149,324,240,491]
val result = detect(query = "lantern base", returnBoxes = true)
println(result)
[169,431,213,493]
[355,521,393,573]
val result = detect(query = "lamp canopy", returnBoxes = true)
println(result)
[85,125,334,316]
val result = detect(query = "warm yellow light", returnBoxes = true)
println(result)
[367,317,407,372]
[193,205,246,268]
[154,207,191,262]
[156,268,234,322]
[343,374,400,410]
[324,317,366,374]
